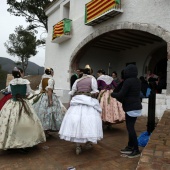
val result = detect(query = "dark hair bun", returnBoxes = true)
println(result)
[12,71,21,78]
[97,69,105,74]
[45,68,53,75]
[83,68,91,75]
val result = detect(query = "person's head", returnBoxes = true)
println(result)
[97,69,105,77]
[112,71,118,79]
[12,67,22,78]
[84,64,93,75]
[45,68,54,76]
[78,68,84,78]
[83,68,91,75]
[124,64,138,79]
[76,69,81,76]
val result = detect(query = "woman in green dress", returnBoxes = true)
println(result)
[0,67,46,151]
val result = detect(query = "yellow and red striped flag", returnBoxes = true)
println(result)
[85,0,117,24]
[52,21,64,40]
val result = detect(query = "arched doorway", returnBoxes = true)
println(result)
[71,29,166,77]
[70,22,170,94]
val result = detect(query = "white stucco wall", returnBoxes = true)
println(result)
[45,0,170,103]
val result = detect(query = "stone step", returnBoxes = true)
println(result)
[162,89,166,94]
[142,103,167,119]
[156,93,166,99]
[166,96,170,109]
[142,98,166,105]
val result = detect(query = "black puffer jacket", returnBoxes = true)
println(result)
[111,64,142,112]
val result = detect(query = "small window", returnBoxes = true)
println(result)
[63,1,70,19]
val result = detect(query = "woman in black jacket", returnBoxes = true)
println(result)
[111,64,142,158]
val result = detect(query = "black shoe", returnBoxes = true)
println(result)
[127,150,141,158]
[120,146,133,154]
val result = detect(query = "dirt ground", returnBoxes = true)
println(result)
[24,75,42,90]
[0,117,148,170]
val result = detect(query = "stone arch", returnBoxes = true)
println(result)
[70,22,170,94]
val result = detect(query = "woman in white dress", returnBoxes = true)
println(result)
[33,68,66,136]
[59,68,103,155]
[0,67,46,151]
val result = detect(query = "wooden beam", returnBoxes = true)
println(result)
[109,34,147,46]
[116,32,155,44]
[93,45,120,52]
[125,30,163,42]
[99,39,133,49]
[95,42,127,50]
[103,36,142,47]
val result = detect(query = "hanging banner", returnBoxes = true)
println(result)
[64,19,71,33]
[85,0,120,24]
[52,19,72,40]
[52,21,64,40]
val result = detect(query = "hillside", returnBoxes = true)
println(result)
[0,57,44,75]
[0,75,42,100]
[0,57,44,90]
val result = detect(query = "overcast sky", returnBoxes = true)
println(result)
[0,1,46,66]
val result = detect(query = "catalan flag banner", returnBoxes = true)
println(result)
[52,21,64,40]
[85,0,119,24]
[52,19,72,40]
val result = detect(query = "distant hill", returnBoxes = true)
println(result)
[0,57,44,89]
[0,57,44,75]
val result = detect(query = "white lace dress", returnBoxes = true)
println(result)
[59,75,103,143]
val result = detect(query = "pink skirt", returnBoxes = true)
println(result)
[98,90,125,123]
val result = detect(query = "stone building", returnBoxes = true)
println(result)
[44,0,170,116]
